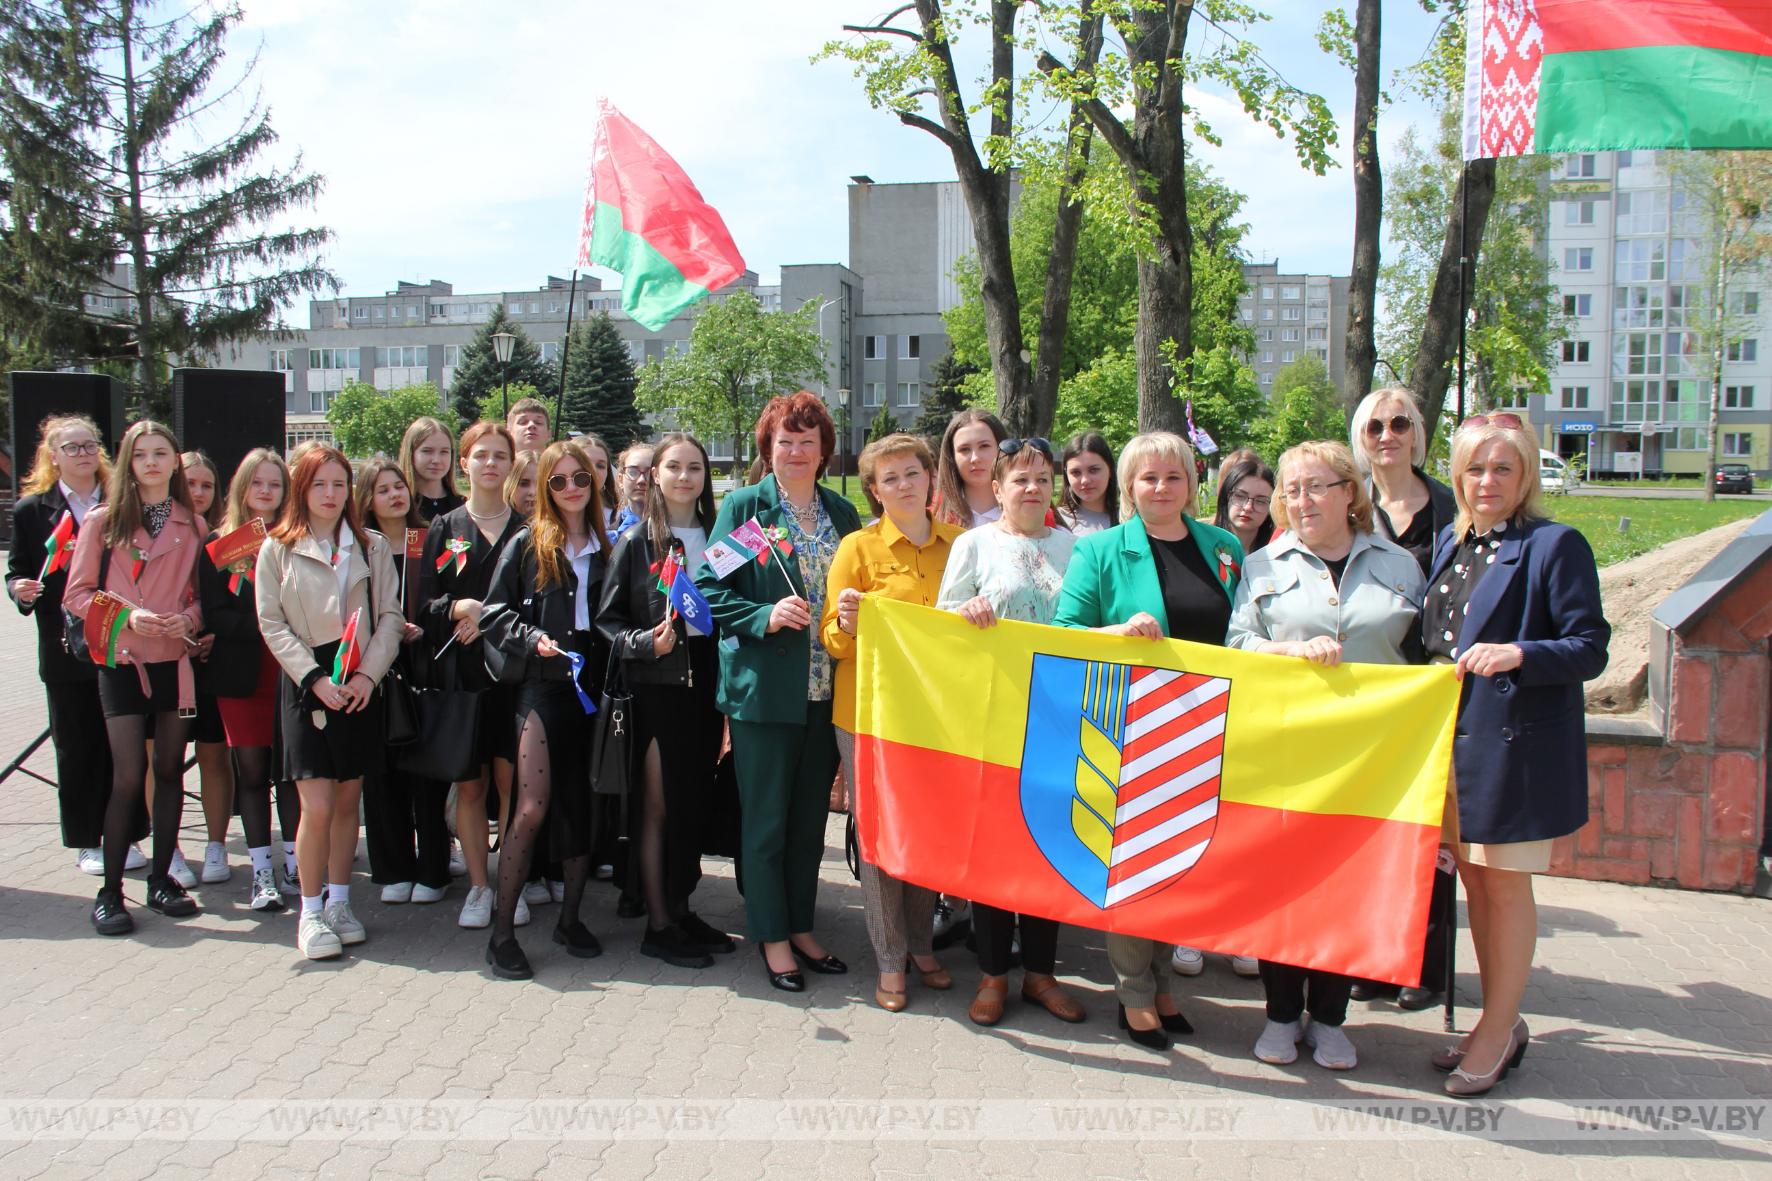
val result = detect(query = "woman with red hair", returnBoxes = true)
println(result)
[694,391,862,992]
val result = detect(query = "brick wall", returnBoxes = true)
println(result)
[1551,560,1772,892]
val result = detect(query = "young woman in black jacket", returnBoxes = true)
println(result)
[478,440,609,979]
[594,432,730,969]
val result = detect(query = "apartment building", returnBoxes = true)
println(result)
[1238,263,1351,394]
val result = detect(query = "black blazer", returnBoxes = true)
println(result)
[595,526,719,687]
[195,536,263,698]
[416,506,524,662]
[1428,516,1610,844]
[6,485,98,685]
[1369,466,1458,576]
[480,529,608,682]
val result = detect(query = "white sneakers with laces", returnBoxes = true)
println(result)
[323,901,366,945]
[298,910,341,959]
[411,882,448,904]
[76,848,104,876]
[200,842,230,883]
[124,844,147,871]
[166,848,198,889]
[1230,955,1261,977]
[522,880,551,906]
[381,881,414,904]
[1170,945,1205,976]
[249,868,284,912]
[458,885,493,928]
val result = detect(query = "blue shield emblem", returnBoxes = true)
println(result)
[1020,655,1231,909]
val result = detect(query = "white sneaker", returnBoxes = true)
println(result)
[297,910,342,959]
[523,880,551,906]
[167,848,198,889]
[548,879,565,904]
[458,885,493,928]
[124,844,147,870]
[411,882,448,904]
[249,868,285,912]
[594,863,614,880]
[1254,1019,1303,1064]
[76,848,104,875]
[1302,1020,1358,1070]
[1170,945,1205,976]
[515,894,531,927]
[1230,955,1261,977]
[323,901,366,945]
[381,881,414,904]
[448,843,466,877]
[279,864,302,896]
[200,843,230,883]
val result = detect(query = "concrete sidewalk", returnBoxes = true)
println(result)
[0,604,1765,1179]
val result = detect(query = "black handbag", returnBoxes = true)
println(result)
[62,547,112,664]
[588,647,633,798]
[382,660,419,746]
[396,647,484,782]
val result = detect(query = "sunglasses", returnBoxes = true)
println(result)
[1461,413,1524,431]
[998,437,1052,459]
[547,470,593,492]
[1363,414,1414,438]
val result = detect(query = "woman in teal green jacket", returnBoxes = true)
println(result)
[1052,432,1244,1052]
[694,392,863,994]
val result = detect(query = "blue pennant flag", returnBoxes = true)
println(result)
[563,650,598,715]
[670,566,714,633]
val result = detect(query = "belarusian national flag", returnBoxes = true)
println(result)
[332,608,362,684]
[576,98,745,330]
[41,511,75,577]
[1466,0,1772,158]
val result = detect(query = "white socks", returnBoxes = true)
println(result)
[328,882,349,906]
[248,846,273,875]
[283,846,299,876]
[301,893,324,914]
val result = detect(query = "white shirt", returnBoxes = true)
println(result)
[671,525,709,636]
[968,504,1003,529]
[567,536,600,631]
[59,480,100,527]
[316,528,354,624]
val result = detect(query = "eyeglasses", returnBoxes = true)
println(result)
[1363,414,1414,439]
[59,441,100,457]
[621,466,649,480]
[1460,413,1524,431]
[1280,479,1350,502]
[547,470,593,492]
[998,437,1052,459]
[1228,491,1271,511]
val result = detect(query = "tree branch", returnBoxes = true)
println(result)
[840,22,922,40]
[895,109,962,151]
[1035,50,1141,170]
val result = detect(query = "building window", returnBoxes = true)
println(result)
[862,382,885,407]
[1281,307,1301,321]
[374,346,428,368]
[1617,150,1634,168]
[1260,308,1274,321]
[1280,328,1300,342]
[1259,350,1274,364]
[1610,379,1662,422]
[1724,432,1753,456]
[1562,340,1591,363]
[1728,339,1759,362]
[547,302,560,313]
[354,307,367,319]
[1260,286,1274,300]
[1563,247,1595,272]
[1726,385,1755,408]
[430,303,445,317]
[1566,153,1596,178]
[1496,389,1530,410]
[1560,386,1589,409]
[1614,239,1665,282]
[897,382,920,406]
[665,340,690,356]
[1280,286,1301,300]
[1564,293,1592,316]
[864,335,885,360]
[443,345,460,368]
[1259,372,1273,385]
[1240,308,1253,322]
[1307,326,1327,341]
[1615,191,1669,235]
[271,349,293,371]
[898,335,920,360]
[372,306,385,319]
[539,342,558,363]
[1565,200,1596,226]
[1280,350,1297,364]
[309,389,337,413]
[307,347,361,370]
[527,302,540,314]
[1669,427,1710,451]
[1258,329,1274,342]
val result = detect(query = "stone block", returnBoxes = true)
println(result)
[1706,752,1764,844]
[1684,612,1752,653]
[1713,654,1770,750]
[1669,655,1713,745]
[1603,768,1628,833]
[1601,837,1650,863]
[1676,796,1705,887]
[1702,844,1751,891]
[1576,814,1602,856]
[1587,743,1628,766]
[1649,838,1676,880]
[1573,856,1651,884]
[1715,559,1772,634]
[1626,791,1678,839]
[1549,835,1576,874]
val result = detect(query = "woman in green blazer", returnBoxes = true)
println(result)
[1052,432,1244,1051]
[695,392,864,993]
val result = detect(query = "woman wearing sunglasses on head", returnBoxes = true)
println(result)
[1351,389,1457,576]
[479,440,611,979]
[1423,412,1608,1096]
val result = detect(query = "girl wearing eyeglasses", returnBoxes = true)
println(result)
[479,440,612,979]
[1212,449,1277,557]
[1351,389,1457,575]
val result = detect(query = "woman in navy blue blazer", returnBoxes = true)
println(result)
[1421,415,1608,1097]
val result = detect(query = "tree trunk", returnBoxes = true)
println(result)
[1411,158,1497,445]
[1704,236,1727,503]
[1342,0,1382,414]
[1129,3,1192,436]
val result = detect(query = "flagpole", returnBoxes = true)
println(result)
[1456,159,1473,425]
[554,270,580,441]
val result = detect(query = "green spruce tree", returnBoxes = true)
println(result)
[449,303,554,425]
[560,312,644,448]
[865,403,900,445]
[913,353,977,441]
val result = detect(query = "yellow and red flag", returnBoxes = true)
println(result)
[853,598,1458,986]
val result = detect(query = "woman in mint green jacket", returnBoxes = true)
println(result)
[1052,432,1243,1052]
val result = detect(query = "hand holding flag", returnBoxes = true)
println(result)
[84,590,135,667]
[41,511,76,579]
[332,608,363,685]
[206,518,267,595]
[669,566,714,634]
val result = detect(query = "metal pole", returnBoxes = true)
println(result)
[0,726,54,786]
[554,270,580,441]
[1443,858,1458,1032]
[1456,159,1472,425]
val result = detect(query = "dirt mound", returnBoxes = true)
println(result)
[1585,516,1757,715]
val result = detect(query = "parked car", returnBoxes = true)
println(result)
[1715,462,1755,495]
[1539,449,1571,492]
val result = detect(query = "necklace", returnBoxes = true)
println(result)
[465,504,509,523]
[784,496,819,531]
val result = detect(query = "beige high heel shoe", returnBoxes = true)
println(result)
[1444,1024,1528,1096]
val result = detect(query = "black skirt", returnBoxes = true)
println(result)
[453,639,517,765]
[512,674,596,864]
[277,640,384,782]
[97,660,181,719]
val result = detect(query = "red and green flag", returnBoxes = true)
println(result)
[576,98,746,330]
[206,518,266,595]
[84,591,132,668]
[1467,0,1772,158]
[332,608,362,684]
[41,511,75,578]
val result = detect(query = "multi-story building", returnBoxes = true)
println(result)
[1238,263,1351,394]
[1540,149,1771,477]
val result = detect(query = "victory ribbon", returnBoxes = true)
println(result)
[563,650,598,715]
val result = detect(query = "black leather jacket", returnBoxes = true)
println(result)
[480,528,607,681]
[196,537,264,698]
[594,527,716,688]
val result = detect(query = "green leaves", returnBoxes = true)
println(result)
[327,382,454,461]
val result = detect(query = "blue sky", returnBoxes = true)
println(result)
[230,0,1449,303]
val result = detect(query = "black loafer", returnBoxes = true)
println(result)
[551,921,604,959]
[1158,1009,1194,1035]
[678,912,736,954]
[760,944,804,992]
[1398,986,1441,1011]
[642,923,715,968]
[486,936,533,979]
[790,943,847,974]
[1349,980,1398,1002]
[145,874,198,918]
[91,887,133,936]
[615,891,647,919]
[1117,1004,1170,1052]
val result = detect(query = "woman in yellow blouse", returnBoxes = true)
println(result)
[822,433,965,1012]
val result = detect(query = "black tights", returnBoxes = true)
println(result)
[232,746,299,851]
[492,711,588,944]
[102,712,192,891]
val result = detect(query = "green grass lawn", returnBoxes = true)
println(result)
[1551,495,1768,566]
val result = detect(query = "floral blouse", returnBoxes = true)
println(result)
[786,496,841,701]
[936,524,1077,626]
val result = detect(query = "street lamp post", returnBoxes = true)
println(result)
[490,331,516,419]
[837,387,851,497]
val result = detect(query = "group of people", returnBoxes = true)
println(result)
[8,385,1607,1099]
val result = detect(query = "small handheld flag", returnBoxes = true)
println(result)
[84,591,133,667]
[41,511,76,579]
[703,532,758,580]
[206,518,267,595]
[332,608,363,684]
[405,528,426,561]
[669,566,714,634]
[563,649,598,715]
